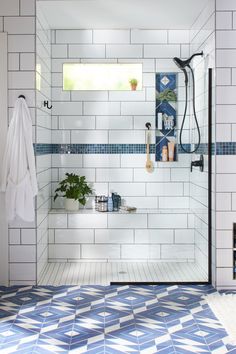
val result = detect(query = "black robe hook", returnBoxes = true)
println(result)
[18,95,26,99]
[43,100,52,110]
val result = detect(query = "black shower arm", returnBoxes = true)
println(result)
[188,51,203,63]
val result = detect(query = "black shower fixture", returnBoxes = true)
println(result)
[173,51,203,154]
[173,51,203,70]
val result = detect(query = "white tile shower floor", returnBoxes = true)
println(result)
[38,262,207,285]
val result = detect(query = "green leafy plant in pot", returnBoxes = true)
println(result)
[54,173,92,211]
[156,89,177,102]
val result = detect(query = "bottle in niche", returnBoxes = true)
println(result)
[98,196,108,212]
[94,196,100,211]
[112,192,120,211]
[162,146,168,162]
[108,194,113,212]
[157,113,163,130]
[168,142,175,162]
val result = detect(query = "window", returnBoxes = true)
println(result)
[63,63,142,91]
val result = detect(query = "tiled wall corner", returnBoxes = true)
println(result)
[35,3,52,282]
[190,0,215,279]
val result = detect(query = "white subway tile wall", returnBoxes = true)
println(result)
[2,0,37,285]
[215,0,236,288]
[2,2,225,283]
[49,210,194,262]
[51,29,190,147]
[48,27,213,267]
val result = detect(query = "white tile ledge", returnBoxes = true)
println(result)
[49,208,192,214]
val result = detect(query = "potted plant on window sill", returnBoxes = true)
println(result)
[129,78,138,91]
[54,173,92,211]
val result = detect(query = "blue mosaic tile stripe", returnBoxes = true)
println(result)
[33,142,235,156]
[178,143,211,155]
[34,143,53,155]
[34,143,189,155]
[215,142,236,155]
[52,144,157,154]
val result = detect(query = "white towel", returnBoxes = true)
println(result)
[1,98,38,222]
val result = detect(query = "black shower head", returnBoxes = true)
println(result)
[173,57,189,84]
[173,57,187,70]
[173,51,203,69]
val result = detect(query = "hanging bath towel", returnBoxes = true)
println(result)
[1,97,38,222]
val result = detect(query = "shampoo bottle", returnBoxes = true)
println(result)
[168,142,175,162]
[108,194,113,212]
[162,146,168,162]
[157,113,163,130]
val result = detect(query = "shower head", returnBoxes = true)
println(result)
[173,57,186,70]
[173,51,203,69]
[173,52,203,154]
[173,58,188,84]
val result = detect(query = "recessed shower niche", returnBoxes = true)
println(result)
[155,73,177,162]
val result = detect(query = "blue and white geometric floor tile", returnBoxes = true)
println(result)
[0,285,236,353]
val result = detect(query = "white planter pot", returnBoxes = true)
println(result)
[65,198,79,211]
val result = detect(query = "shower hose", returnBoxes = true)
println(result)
[179,65,201,154]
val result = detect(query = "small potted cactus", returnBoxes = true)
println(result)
[129,78,138,91]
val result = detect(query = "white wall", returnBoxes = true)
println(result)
[215,0,236,288]
[0,0,37,286]
[0,33,8,285]
[48,28,200,264]
[51,29,190,205]
[2,1,231,285]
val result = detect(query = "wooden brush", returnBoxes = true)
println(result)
[145,131,154,173]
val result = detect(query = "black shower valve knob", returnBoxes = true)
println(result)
[190,155,204,172]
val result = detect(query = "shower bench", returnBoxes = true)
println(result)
[48,208,195,263]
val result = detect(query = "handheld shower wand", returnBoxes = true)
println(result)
[173,51,203,154]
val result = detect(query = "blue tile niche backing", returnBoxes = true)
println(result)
[155,73,178,161]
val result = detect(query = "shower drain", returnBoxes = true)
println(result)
[119,271,127,274]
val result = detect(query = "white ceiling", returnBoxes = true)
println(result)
[37,0,210,29]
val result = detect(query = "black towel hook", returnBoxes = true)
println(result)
[145,122,151,130]
[18,95,25,99]
[43,100,52,110]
